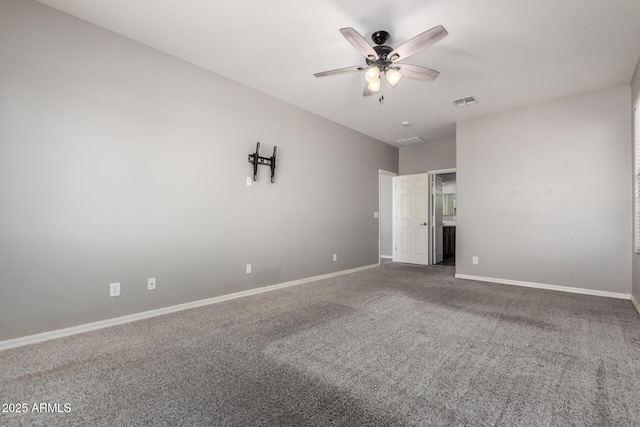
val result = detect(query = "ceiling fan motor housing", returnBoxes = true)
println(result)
[366,45,396,73]
[371,30,390,45]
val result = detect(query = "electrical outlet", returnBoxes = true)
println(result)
[472,256,479,265]
[246,177,252,186]
[110,282,120,297]
[374,211,379,219]
[333,253,337,262]
[246,264,252,274]
[147,277,156,290]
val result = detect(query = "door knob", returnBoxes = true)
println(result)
[419,222,427,226]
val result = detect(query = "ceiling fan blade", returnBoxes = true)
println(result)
[314,65,367,78]
[388,25,448,62]
[363,82,374,97]
[340,27,379,60]
[395,64,440,81]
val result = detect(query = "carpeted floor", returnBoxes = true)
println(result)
[1,263,639,426]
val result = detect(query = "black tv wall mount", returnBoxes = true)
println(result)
[248,142,277,183]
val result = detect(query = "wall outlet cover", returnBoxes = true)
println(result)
[147,277,156,290]
[246,264,252,274]
[333,254,337,262]
[110,282,120,297]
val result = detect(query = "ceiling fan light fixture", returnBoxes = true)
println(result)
[314,25,448,97]
[367,78,381,93]
[385,69,402,87]
[365,66,380,84]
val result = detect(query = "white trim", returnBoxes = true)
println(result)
[455,274,631,300]
[427,167,456,175]
[379,169,398,177]
[380,255,393,259]
[632,295,640,315]
[0,263,379,351]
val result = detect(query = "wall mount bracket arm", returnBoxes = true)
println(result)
[248,142,277,183]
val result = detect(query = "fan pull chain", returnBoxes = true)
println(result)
[379,95,384,106]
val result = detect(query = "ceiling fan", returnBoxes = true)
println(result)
[314,25,448,97]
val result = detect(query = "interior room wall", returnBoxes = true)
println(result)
[632,57,640,108]
[0,0,399,341]
[456,86,632,295]
[632,56,640,304]
[399,137,456,175]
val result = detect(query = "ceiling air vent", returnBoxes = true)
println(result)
[395,136,428,147]
[452,96,478,107]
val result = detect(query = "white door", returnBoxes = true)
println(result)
[393,173,430,265]
[431,174,444,264]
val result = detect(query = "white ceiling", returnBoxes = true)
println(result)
[37,0,640,146]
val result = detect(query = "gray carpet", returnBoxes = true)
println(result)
[1,263,639,426]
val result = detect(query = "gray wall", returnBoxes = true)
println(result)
[456,86,632,294]
[399,137,456,175]
[0,0,398,341]
[379,174,393,257]
[632,57,640,108]
[632,57,640,303]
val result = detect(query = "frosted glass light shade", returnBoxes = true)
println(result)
[367,79,381,93]
[365,67,380,84]
[385,69,402,87]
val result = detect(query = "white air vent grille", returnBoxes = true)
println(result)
[452,96,478,107]
[395,136,428,146]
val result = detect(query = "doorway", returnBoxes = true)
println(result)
[430,169,456,266]
[378,170,397,262]
[379,168,456,267]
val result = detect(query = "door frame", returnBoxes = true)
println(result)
[427,168,456,264]
[379,169,397,263]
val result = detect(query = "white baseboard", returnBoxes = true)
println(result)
[455,274,631,300]
[380,255,393,259]
[632,295,640,315]
[0,263,379,352]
